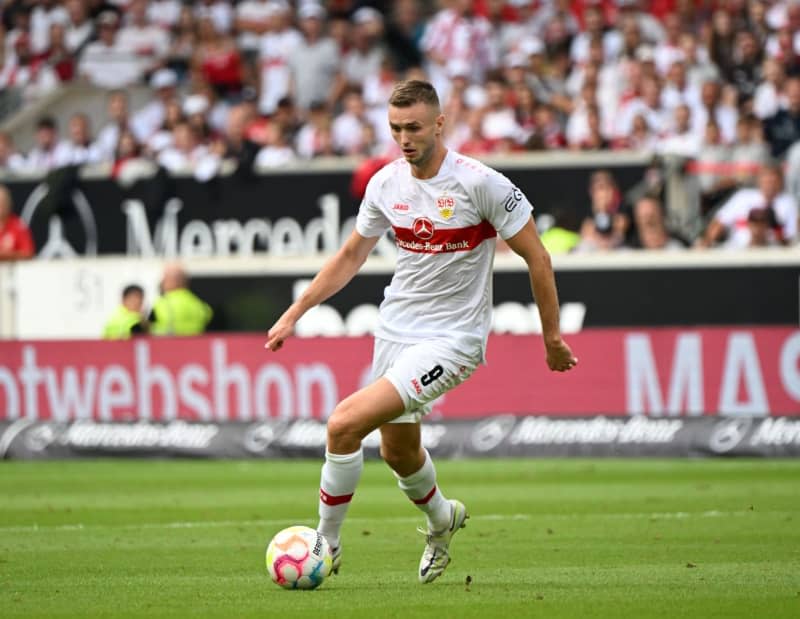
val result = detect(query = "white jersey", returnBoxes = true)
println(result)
[355,150,533,355]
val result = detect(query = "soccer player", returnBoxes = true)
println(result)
[266,79,577,583]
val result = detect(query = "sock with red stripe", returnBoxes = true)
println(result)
[395,449,451,533]
[317,448,363,549]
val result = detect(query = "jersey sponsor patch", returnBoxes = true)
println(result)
[393,220,497,254]
[502,187,524,212]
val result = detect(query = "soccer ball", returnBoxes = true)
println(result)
[265,525,333,590]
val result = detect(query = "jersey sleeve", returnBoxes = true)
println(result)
[477,170,534,240]
[355,172,391,238]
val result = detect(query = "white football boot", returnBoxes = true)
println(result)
[330,544,342,575]
[418,499,469,584]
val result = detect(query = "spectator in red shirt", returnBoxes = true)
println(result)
[0,185,35,261]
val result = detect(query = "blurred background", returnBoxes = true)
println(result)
[0,0,798,456]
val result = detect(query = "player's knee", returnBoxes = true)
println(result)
[380,443,415,473]
[326,403,362,448]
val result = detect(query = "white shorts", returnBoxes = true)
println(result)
[373,336,482,424]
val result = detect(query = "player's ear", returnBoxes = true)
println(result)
[435,114,444,136]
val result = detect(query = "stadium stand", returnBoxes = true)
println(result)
[0,0,798,248]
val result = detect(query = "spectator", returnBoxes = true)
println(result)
[661,60,700,112]
[762,77,800,158]
[698,165,798,248]
[576,170,628,251]
[480,72,522,146]
[691,80,738,144]
[652,12,684,77]
[131,68,178,143]
[43,22,75,82]
[388,0,425,71]
[331,88,372,155]
[746,205,784,248]
[692,120,735,213]
[730,115,769,185]
[341,7,386,92]
[150,263,213,336]
[753,58,787,120]
[95,91,131,162]
[30,0,69,56]
[254,123,296,168]
[193,16,243,99]
[421,0,495,98]
[111,129,145,179]
[147,0,182,31]
[534,103,566,149]
[256,0,301,115]
[570,4,622,66]
[296,101,336,159]
[78,11,143,89]
[64,0,94,54]
[679,32,719,91]
[116,0,170,75]
[165,4,197,79]
[234,0,275,66]
[457,107,495,156]
[657,103,700,158]
[102,284,148,339]
[25,116,61,172]
[53,113,103,166]
[0,184,35,261]
[145,98,183,156]
[615,74,669,140]
[157,122,216,174]
[0,33,59,100]
[630,195,684,250]
[537,207,580,255]
[617,0,665,46]
[194,0,234,35]
[287,3,341,111]
[726,29,763,102]
[0,132,26,173]
[214,103,260,173]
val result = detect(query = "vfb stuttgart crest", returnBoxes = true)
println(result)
[436,194,455,220]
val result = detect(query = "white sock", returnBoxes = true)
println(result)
[395,449,451,533]
[317,448,363,549]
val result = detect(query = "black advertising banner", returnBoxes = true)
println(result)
[190,265,799,331]
[4,163,646,258]
[2,417,799,460]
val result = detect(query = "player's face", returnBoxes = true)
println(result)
[388,102,443,168]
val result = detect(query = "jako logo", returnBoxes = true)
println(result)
[392,203,410,211]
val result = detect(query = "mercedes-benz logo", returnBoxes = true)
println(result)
[470,415,517,452]
[708,418,753,454]
[412,216,435,240]
[20,183,98,257]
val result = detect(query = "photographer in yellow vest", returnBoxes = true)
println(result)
[150,263,213,336]
[103,284,148,339]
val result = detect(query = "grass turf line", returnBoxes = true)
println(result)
[1,459,798,618]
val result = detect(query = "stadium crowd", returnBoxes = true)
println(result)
[0,0,799,251]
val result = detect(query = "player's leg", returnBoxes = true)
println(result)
[380,422,469,584]
[379,423,451,531]
[377,336,479,583]
[317,377,405,570]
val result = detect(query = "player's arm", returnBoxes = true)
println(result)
[505,217,577,372]
[265,229,379,351]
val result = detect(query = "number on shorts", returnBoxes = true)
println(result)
[420,364,444,387]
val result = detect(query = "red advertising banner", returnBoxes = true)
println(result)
[1,328,798,421]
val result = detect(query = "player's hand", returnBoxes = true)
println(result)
[265,315,295,351]
[545,338,578,372]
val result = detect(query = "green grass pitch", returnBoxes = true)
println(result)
[1,458,798,618]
